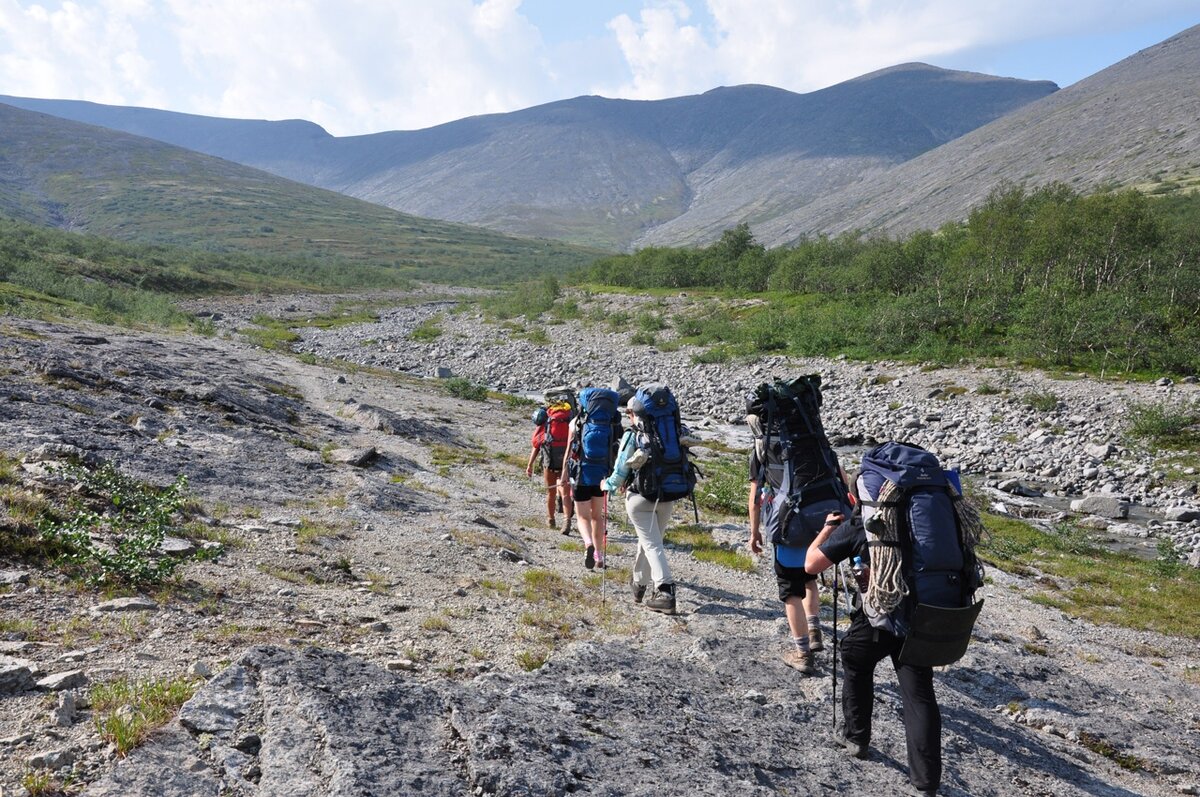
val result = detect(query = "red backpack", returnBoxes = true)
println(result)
[542,404,571,472]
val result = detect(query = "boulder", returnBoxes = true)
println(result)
[37,669,87,692]
[1070,495,1130,519]
[0,655,36,694]
[93,596,158,614]
[327,447,378,468]
[1164,506,1200,523]
[0,569,30,586]
[159,537,196,556]
[1085,442,1116,461]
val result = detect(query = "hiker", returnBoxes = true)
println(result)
[602,384,697,615]
[804,442,985,797]
[526,393,575,532]
[746,376,851,675]
[559,386,620,570]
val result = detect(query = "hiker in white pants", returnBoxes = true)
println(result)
[625,493,674,591]
[603,402,677,614]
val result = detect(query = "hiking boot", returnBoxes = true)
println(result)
[561,515,573,536]
[630,576,647,604]
[907,784,937,796]
[546,516,556,529]
[643,584,676,614]
[837,735,868,759]
[584,545,595,570]
[809,626,824,652]
[782,648,816,675]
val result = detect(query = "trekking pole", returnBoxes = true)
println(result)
[601,492,609,607]
[832,561,838,736]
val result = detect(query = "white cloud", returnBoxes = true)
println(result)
[602,0,1200,98]
[0,0,1196,135]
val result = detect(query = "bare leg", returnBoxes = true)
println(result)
[783,595,810,640]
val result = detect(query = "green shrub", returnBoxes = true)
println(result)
[444,377,489,401]
[1022,390,1060,413]
[1126,401,1200,448]
[691,345,732,364]
[409,318,443,341]
[630,330,656,346]
[39,463,192,587]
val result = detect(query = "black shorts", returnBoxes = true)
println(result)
[573,483,604,502]
[775,552,817,602]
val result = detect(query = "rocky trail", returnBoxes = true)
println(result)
[1,296,1198,796]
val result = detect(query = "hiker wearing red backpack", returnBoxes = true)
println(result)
[526,391,575,532]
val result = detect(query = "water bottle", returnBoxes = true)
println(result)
[851,555,869,591]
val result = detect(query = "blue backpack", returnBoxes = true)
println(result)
[571,387,619,487]
[856,442,984,664]
[629,384,696,502]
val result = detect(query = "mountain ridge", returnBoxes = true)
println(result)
[755,23,1200,244]
[1,63,1058,249]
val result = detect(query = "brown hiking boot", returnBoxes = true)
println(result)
[809,626,824,653]
[783,648,815,675]
[561,515,573,536]
[547,516,556,529]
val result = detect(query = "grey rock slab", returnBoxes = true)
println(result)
[1069,494,1130,519]
[28,748,74,770]
[328,446,379,467]
[93,596,158,613]
[83,727,220,797]
[1165,506,1200,523]
[37,669,87,691]
[159,536,196,556]
[177,663,256,738]
[0,655,36,694]
[0,569,30,586]
[50,691,76,727]
[250,647,465,796]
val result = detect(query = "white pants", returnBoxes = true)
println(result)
[625,493,674,588]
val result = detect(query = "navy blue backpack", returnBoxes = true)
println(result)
[572,387,619,487]
[629,384,696,502]
[857,442,984,666]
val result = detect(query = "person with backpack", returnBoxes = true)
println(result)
[804,441,985,797]
[745,376,851,675]
[526,392,575,532]
[558,386,620,570]
[602,384,696,615]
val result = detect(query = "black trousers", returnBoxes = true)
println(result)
[840,612,942,792]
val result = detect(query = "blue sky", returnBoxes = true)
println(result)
[0,1,1196,136]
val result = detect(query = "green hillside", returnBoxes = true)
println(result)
[0,104,604,286]
[579,185,1200,376]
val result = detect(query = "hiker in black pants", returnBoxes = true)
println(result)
[805,511,942,797]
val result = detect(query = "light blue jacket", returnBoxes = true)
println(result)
[602,429,638,494]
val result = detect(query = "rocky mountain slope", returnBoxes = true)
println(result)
[2,295,1198,796]
[2,65,1056,250]
[758,23,1200,244]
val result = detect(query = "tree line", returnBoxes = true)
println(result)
[579,185,1200,375]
